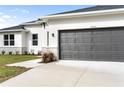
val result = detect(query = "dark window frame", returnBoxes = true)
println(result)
[4,35,9,46]
[10,34,14,46]
[4,34,15,46]
[32,34,38,46]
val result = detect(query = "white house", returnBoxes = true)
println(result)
[0,20,46,54]
[40,5,124,61]
[1,5,124,62]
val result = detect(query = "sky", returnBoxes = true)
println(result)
[0,5,93,29]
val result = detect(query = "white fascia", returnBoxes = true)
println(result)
[0,29,29,33]
[21,20,47,26]
[40,8,124,20]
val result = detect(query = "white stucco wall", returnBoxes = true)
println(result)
[0,32,22,47]
[0,32,23,54]
[44,12,124,58]
[21,31,27,47]
[24,24,47,54]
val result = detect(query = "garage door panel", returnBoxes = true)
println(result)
[92,44,111,51]
[111,52,119,60]
[60,28,124,61]
[60,51,70,59]
[118,54,124,60]
[61,37,75,43]
[112,37,124,43]
[76,31,91,35]
[67,51,78,59]
[92,51,112,60]
[61,51,78,60]
[72,51,79,59]
[66,38,75,43]
[112,44,124,51]
[76,43,91,51]
[78,51,92,60]
[112,30,124,35]
[92,31,111,43]
[111,52,124,61]
[75,31,91,43]
[112,33,124,36]
[93,30,112,36]
[76,35,91,43]
[61,32,75,37]
[60,51,75,60]
[61,37,67,43]
[93,36,111,43]
[61,32,75,36]
[61,43,76,51]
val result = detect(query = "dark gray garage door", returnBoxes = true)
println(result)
[59,28,124,61]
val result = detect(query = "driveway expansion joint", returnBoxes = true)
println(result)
[74,63,91,87]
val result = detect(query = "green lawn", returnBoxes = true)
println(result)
[0,55,39,66]
[0,55,39,83]
[0,66,30,83]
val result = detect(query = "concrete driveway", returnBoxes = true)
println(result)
[1,60,124,87]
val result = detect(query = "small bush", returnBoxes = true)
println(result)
[1,50,5,55]
[42,52,57,63]
[24,51,28,55]
[9,51,12,55]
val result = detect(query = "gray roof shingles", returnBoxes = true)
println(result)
[0,25,27,33]
[0,25,25,30]
[24,20,38,24]
[52,5,124,15]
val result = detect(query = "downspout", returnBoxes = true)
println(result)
[47,31,49,47]
[39,19,49,49]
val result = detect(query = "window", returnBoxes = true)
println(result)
[4,35,9,46]
[10,34,14,46]
[4,34,15,46]
[32,34,38,46]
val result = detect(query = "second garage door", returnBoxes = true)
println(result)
[59,28,124,61]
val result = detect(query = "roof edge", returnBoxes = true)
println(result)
[0,29,29,33]
[40,8,124,19]
[21,20,46,26]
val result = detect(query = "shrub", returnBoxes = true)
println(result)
[9,51,12,55]
[42,52,57,63]
[2,50,5,55]
[24,51,28,55]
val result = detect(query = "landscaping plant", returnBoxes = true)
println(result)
[2,50,5,55]
[9,51,12,55]
[24,51,28,55]
[42,51,57,63]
